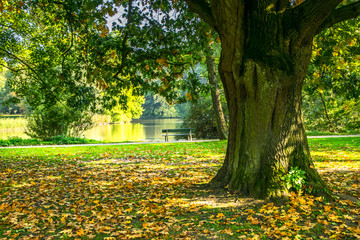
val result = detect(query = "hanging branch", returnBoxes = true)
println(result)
[61,8,75,71]
[113,0,134,79]
[0,47,43,83]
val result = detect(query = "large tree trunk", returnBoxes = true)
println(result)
[205,46,228,140]
[208,1,330,199]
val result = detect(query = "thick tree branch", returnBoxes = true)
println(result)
[316,1,360,35]
[291,0,342,39]
[184,0,216,29]
[276,0,290,12]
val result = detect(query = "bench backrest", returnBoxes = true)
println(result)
[162,128,195,133]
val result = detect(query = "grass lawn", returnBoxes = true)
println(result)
[0,138,359,239]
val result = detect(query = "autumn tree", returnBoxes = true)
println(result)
[182,0,360,198]
[2,0,360,198]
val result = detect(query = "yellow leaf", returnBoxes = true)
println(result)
[324,205,331,212]
[250,218,259,225]
[100,29,109,38]
[315,196,323,202]
[76,228,85,236]
[125,208,133,213]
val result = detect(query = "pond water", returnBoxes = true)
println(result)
[0,118,183,142]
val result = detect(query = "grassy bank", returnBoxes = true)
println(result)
[0,135,101,147]
[306,130,360,136]
[0,117,27,130]
[0,138,359,239]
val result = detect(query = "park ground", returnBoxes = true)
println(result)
[0,137,359,239]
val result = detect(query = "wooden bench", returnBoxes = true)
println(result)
[162,128,195,142]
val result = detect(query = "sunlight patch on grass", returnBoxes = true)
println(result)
[0,138,359,239]
[312,150,360,161]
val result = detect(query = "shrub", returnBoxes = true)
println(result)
[182,98,221,139]
[282,167,307,193]
[25,103,93,140]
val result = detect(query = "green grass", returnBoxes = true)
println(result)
[0,138,359,239]
[306,130,360,136]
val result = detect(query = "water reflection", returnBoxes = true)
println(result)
[0,118,183,142]
[84,119,183,142]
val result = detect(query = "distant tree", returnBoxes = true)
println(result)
[141,94,183,119]
[0,71,29,114]
[1,2,100,138]
[106,88,145,123]
[205,44,228,140]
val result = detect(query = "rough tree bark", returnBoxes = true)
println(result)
[185,0,360,199]
[205,46,228,140]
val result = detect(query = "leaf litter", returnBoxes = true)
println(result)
[0,139,359,239]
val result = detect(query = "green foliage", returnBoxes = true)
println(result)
[46,135,88,145]
[25,103,93,140]
[182,98,221,139]
[282,167,307,192]
[1,0,215,132]
[0,71,29,114]
[304,18,360,132]
[0,136,41,147]
[1,1,106,138]
[303,90,360,132]
[182,57,228,139]
[106,88,145,123]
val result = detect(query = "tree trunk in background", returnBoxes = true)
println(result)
[205,46,228,140]
[206,1,331,198]
[318,90,338,133]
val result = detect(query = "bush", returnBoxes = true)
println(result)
[0,135,98,147]
[0,137,41,146]
[303,92,360,133]
[48,135,87,144]
[182,98,221,139]
[25,103,93,140]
